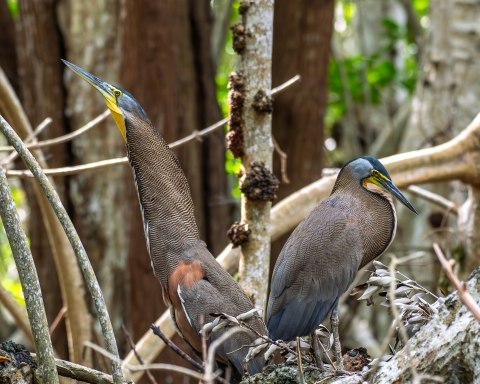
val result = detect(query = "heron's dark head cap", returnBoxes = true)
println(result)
[337,156,417,214]
[61,59,147,143]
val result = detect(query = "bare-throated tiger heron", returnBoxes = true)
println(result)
[62,60,265,378]
[266,156,417,369]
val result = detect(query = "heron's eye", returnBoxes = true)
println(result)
[372,170,379,177]
[114,90,122,97]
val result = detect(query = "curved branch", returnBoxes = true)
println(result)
[0,115,124,384]
[407,185,458,215]
[0,166,59,383]
[0,110,110,152]
[5,75,301,179]
[1,117,52,165]
[0,65,92,367]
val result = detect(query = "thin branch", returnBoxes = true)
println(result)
[149,325,203,372]
[0,166,59,383]
[84,341,203,381]
[0,66,33,137]
[0,110,110,152]
[50,307,67,336]
[5,75,301,179]
[272,135,290,184]
[149,325,230,384]
[370,252,427,378]
[1,117,52,165]
[407,185,458,215]
[0,115,123,384]
[204,327,253,384]
[296,337,305,384]
[270,74,301,94]
[200,315,207,366]
[1,64,92,366]
[388,255,420,384]
[433,243,480,321]
[122,325,158,384]
[31,353,125,384]
[6,157,128,178]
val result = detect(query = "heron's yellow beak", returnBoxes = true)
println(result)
[62,60,127,142]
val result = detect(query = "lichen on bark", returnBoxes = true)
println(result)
[236,0,275,312]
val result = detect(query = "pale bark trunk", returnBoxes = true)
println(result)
[237,0,275,311]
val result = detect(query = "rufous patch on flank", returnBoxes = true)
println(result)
[166,260,206,353]
[169,260,205,290]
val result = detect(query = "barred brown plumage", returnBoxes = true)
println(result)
[62,60,266,379]
[267,156,417,370]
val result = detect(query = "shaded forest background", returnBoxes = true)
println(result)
[1,0,478,383]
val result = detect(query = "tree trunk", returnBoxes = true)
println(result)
[270,0,334,282]
[236,0,275,311]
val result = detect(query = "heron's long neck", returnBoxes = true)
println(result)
[332,172,396,268]
[124,114,200,288]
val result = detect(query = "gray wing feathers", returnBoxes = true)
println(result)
[180,279,264,375]
[267,199,362,341]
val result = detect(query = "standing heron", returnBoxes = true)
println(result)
[266,156,417,368]
[62,60,265,378]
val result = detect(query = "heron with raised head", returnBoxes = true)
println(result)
[62,60,265,379]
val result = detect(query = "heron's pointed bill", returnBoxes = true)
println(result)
[61,60,127,142]
[380,180,418,214]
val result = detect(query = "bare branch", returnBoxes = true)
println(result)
[0,166,59,383]
[272,135,290,184]
[0,115,123,384]
[5,75,300,179]
[149,325,203,372]
[388,255,420,384]
[122,326,157,384]
[433,243,480,321]
[49,307,67,336]
[0,110,110,152]
[270,74,301,94]
[204,327,253,384]
[1,117,52,166]
[296,337,305,384]
[407,185,458,215]
[31,353,128,384]
[0,64,92,366]
[85,341,203,381]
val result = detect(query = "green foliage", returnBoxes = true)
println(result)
[325,0,427,135]
[0,186,26,306]
[216,1,242,199]
[413,0,429,17]
[6,0,19,18]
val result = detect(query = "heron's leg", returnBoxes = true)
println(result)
[330,303,344,370]
[311,331,325,371]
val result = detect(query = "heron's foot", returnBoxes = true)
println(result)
[330,306,344,371]
[310,332,326,371]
